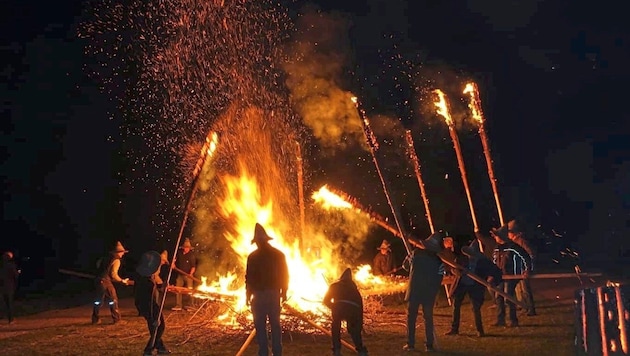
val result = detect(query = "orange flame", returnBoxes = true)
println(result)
[433,89,454,127]
[194,173,407,325]
[463,82,484,125]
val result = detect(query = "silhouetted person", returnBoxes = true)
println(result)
[246,223,289,356]
[0,251,20,324]
[134,251,171,356]
[372,239,395,276]
[323,268,369,356]
[404,232,444,352]
[444,240,502,337]
[508,219,537,316]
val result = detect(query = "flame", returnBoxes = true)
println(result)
[194,170,407,325]
[433,89,454,127]
[312,185,353,210]
[463,82,484,125]
[197,167,338,317]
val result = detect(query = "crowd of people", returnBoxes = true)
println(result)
[1,218,537,356]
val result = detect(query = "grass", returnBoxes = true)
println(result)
[0,279,580,356]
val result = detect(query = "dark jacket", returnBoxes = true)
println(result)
[406,248,443,303]
[175,250,197,274]
[134,272,159,318]
[0,258,19,292]
[492,242,532,275]
[323,269,363,312]
[245,243,289,296]
[373,252,395,275]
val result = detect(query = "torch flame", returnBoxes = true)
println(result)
[463,82,484,125]
[312,185,353,210]
[433,89,454,127]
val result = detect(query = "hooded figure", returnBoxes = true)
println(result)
[92,241,131,325]
[372,240,395,276]
[134,251,171,356]
[245,223,289,356]
[323,268,369,356]
[404,232,444,352]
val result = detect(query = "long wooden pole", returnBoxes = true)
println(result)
[404,130,435,234]
[154,131,218,348]
[295,140,306,252]
[352,96,412,255]
[464,82,504,225]
[235,330,257,356]
[434,90,479,231]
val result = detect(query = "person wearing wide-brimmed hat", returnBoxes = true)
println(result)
[489,225,531,327]
[372,239,396,276]
[172,238,197,311]
[403,232,444,352]
[444,239,503,338]
[245,223,289,356]
[134,251,171,356]
[92,241,132,325]
[507,219,537,316]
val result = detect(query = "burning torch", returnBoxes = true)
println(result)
[352,96,412,255]
[154,130,219,348]
[434,89,479,232]
[464,82,504,226]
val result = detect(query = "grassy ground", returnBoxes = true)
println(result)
[0,277,590,356]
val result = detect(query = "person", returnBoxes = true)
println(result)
[507,219,537,316]
[134,251,172,356]
[403,232,444,352]
[0,251,20,324]
[372,239,395,276]
[490,225,531,327]
[92,241,132,325]
[323,268,369,356]
[172,238,197,311]
[245,223,289,356]
[138,250,169,316]
[444,240,502,337]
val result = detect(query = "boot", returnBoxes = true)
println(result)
[109,300,122,323]
[92,302,102,324]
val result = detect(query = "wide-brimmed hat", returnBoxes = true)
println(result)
[491,225,509,242]
[377,239,391,251]
[136,251,161,277]
[462,240,483,258]
[251,223,273,244]
[111,241,129,253]
[422,232,444,253]
[179,238,193,249]
[507,219,521,234]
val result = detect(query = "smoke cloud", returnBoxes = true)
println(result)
[282,6,364,151]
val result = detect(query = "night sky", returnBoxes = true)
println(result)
[2,0,629,280]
